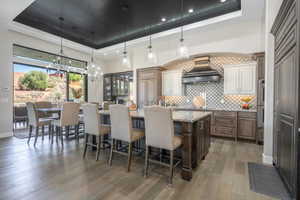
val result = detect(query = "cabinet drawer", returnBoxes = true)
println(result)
[215,116,237,128]
[214,111,237,118]
[238,112,256,119]
[213,126,235,138]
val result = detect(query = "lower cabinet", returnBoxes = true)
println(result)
[210,111,257,142]
[237,112,257,140]
[211,111,237,140]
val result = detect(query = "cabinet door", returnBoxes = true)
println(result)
[162,70,182,96]
[224,67,239,95]
[277,47,297,195]
[239,66,256,95]
[238,118,256,140]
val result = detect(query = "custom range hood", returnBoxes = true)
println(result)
[182,56,221,84]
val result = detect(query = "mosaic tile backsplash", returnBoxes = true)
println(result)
[164,55,257,111]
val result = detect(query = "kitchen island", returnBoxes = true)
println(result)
[99,110,212,181]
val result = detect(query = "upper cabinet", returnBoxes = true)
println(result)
[103,71,133,101]
[162,69,182,96]
[224,62,257,95]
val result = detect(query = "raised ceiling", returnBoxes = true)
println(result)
[14,0,241,49]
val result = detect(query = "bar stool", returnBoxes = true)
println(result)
[26,102,53,146]
[82,103,110,161]
[143,106,182,185]
[52,102,80,146]
[108,104,145,172]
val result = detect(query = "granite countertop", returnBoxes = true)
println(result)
[99,110,212,123]
[172,106,257,113]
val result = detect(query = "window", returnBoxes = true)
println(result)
[13,45,88,105]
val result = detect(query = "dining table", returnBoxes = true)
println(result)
[37,107,212,181]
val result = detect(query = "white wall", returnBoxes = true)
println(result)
[103,19,265,103]
[263,0,283,164]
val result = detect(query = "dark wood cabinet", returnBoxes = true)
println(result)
[210,111,257,142]
[103,71,133,102]
[237,112,256,140]
[211,111,237,140]
[137,67,162,108]
[271,0,299,198]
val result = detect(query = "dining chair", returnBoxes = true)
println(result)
[26,102,53,146]
[52,102,80,146]
[109,104,145,172]
[82,103,110,161]
[35,101,59,139]
[143,106,182,185]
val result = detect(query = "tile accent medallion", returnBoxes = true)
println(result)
[164,55,257,111]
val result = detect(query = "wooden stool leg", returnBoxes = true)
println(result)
[83,134,88,159]
[109,139,114,166]
[34,126,39,146]
[169,150,174,185]
[96,135,101,161]
[27,125,33,144]
[56,126,59,143]
[144,146,149,177]
[42,126,45,140]
[60,127,64,147]
[127,142,133,172]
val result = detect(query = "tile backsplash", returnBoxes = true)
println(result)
[163,54,257,111]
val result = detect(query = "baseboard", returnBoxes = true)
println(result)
[262,153,273,165]
[0,132,13,139]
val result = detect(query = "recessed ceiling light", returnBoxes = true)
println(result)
[188,8,194,13]
[161,17,166,22]
[220,0,227,2]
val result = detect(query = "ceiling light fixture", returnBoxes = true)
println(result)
[88,31,103,81]
[121,4,130,68]
[188,8,194,13]
[177,0,189,59]
[147,28,157,64]
[122,41,129,65]
[161,17,166,22]
[220,0,227,2]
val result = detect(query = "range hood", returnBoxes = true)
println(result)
[182,56,221,84]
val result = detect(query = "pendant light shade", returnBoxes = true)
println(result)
[147,34,157,63]
[87,31,103,81]
[122,41,130,67]
[177,0,189,59]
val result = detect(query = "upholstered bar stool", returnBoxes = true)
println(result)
[82,103,110,161]
[109,104,145,172]
[26,102,53,146]
[143,106,182,185]
[52,102,80,146]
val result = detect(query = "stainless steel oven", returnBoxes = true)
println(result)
[257,79,265,106]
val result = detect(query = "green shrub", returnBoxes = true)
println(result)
[69,73,82,82]
[19,71,48,91]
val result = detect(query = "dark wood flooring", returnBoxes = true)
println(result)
[0,135,277,200]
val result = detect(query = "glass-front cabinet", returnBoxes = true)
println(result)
[103,71,133,102]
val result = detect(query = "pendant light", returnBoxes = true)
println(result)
[88,31,103,82]
[121,4,130,68]
[122,41,128,65]
[177,0,189,58]
[147,26,157,63]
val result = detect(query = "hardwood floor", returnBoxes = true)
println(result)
[0,136,277,200]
